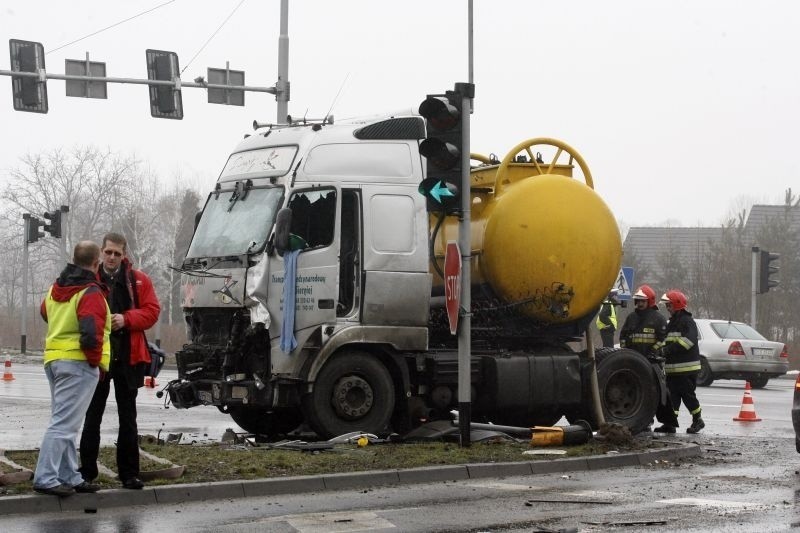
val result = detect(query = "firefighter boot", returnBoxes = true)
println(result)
[686,415,705,434]
[653,424,676,434]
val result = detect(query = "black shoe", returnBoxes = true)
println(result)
[687,417,705,434]
[73,481,101,493]
[122,477,144,490]
[653,424,677,434]
[34,484,76,497]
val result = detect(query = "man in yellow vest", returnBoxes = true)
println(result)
[32,241,111,497]
[595,290,619,348]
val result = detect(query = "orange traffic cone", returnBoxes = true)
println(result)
[733,381,761,422]
[2,356,14,381]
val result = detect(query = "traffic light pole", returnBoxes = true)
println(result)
[457,88,472,448]
[751,246,758,329]
[457,0,475,448]
[21,217,30,354]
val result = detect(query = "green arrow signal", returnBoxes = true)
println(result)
[429,181,455,203]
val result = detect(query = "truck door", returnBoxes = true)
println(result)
[271,186,340,340]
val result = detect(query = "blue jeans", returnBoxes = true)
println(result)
[33,359,99,489]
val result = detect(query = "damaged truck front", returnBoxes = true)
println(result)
[168,112,665,439]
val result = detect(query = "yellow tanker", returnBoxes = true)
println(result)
[431,138,622,326]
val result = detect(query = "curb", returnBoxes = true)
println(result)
[0,442,700,516]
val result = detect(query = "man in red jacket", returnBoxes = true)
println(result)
[79,232,160,490]
[34,241,110,497]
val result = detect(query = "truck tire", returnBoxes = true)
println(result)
[227,406,303,438]
[696,357,714,387]
[570,348,658,434]
[302,351,395,439]
[748,376,769,389]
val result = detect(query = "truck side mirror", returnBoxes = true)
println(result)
[274,208,292,256]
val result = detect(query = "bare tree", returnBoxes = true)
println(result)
[699,214,750,321]
[0,147,159,352]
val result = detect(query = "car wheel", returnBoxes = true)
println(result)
[748,376,769,389]
[696,357,714,387]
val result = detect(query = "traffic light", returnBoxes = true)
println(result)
[42,208,63,238]
[145,49,183,119]
[418,88,464,213]
[758,250,780,294]
[9,39,48,113]
[24,214,44,243]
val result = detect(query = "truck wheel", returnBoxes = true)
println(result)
[597,349,658,433]
[696,357,714,387]
[303,351,395,439]
[227,406,303,438]
[572,349,658,434]
[748,376,769,389]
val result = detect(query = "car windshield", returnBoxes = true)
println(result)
[710,322,767,341]
[186,186,283,258]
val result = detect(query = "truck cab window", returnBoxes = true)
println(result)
[287,189,336,249]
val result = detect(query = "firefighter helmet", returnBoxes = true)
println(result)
[633,285,656,307]
[660,290,687,311]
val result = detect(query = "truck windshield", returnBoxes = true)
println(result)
[186,186,284,258]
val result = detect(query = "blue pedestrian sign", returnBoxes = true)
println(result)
[615,267,635,300]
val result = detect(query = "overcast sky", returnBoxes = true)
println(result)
[2,1,798,229]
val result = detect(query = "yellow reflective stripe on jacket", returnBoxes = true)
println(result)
[665,360,702,374]
[663,331,695,350]
[43,287,111,371]
[629,331,657,344]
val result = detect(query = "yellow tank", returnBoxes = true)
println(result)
[432,138,622,325]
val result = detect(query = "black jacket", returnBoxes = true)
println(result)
[619,307,666,355]
[658,309,701,375]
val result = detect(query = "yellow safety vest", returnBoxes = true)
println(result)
[595,302,617,330]
[43,286,111,371]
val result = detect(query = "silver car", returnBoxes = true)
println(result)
[695,318,789,388]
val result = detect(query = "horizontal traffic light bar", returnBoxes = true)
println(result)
[1,69,277,93]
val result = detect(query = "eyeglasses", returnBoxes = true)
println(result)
[103,250,123,257]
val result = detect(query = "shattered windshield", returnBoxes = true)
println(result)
[186,186,284,258]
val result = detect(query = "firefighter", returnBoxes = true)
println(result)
[619,285,665,355]
[653,290,704,434]
[595,290,619,348]
[619,284,678,431]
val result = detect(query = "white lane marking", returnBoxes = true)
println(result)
[466,482,621,500]
[563,490,623,498]
[465,481,545,491]
[258,510,396,532]
[659,497,753,509]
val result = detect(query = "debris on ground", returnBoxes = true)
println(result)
[595,422,633,445]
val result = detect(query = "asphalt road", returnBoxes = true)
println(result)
[1,359,796,450]
[2,360,799,531]
[0,361,236,450]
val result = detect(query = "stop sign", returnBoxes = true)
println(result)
[444,241,462,335]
